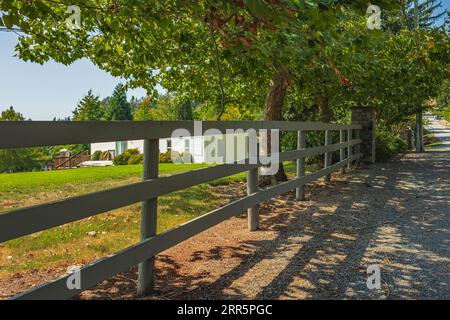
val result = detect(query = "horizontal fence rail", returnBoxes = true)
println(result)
[0,121,361,149]
[0,120,363,300]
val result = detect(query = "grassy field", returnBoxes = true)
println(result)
[0,162,297,277]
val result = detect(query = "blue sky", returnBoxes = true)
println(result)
[0,32,148,120]
[0,2,448,120]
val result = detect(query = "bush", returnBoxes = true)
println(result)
[376,130,407,162]
[113,148,140,165]
[124,148,139,156]
[112,153,128,165]
[91,150,102,161]
[159,150,175,163]
[128,154,144,165]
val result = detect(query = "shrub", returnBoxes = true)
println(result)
[113,148,140,165]
[376,130,407,162]
[91,150,102,161]
[112,153,129,165]
[159,150,174,163]
[124,148,139,157]
[128,154,144,165]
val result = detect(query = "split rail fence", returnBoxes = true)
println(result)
[0,121,362,299]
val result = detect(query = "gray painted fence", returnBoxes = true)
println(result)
[0,121,362,300]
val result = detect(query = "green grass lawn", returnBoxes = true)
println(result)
[0,162,298,276]
[0,163,208,194]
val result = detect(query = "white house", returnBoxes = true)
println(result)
[90,135,230,164]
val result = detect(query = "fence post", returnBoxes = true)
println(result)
[247,134,259,231]
[296,130,306,201]
[137,139,159,296]
[347,128,352,170]
[247,167,259,231]
[355,129,361,166]
[324,130,332,182]
[340,129,345,174]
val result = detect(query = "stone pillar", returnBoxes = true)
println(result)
[351,107,376,163]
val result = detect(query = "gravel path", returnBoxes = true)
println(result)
[425,115,450,151]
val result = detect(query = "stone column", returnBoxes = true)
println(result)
[351,107,376,163]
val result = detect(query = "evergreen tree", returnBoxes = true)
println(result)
[106,84,133,121]
[72,90,104,121]
[401,0,446,30]
[129,96,143,114]
[177,101,195,120]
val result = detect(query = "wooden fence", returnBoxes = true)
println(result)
[53,150,91,169]
[0,121,362,300]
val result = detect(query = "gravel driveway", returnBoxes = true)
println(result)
[425,115,450,151]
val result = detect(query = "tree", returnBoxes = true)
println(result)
[129,96,143,114]
[0,106,24,121]
[106,84,132,121]
[0,0,416,178]
[0,107,43,172]
[72,89,104,121]
[1,1,394,117]
[177,100,195,121]
[401,0,446,29]
[134,94,179,121]
[436,80,450,109]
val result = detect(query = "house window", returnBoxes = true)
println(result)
[184,139,190,152]
[115,141,128,156]
[167,139,172,151]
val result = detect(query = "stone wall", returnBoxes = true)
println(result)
[351,107,376,163]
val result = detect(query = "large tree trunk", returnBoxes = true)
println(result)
[315,95,331,123]
[260,69,290,186]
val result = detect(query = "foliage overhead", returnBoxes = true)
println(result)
[0,0,448,168]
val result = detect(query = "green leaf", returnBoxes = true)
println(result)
[2,14,17,29]
[243,0,272,17]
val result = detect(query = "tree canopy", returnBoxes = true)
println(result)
[0,0,449,172]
